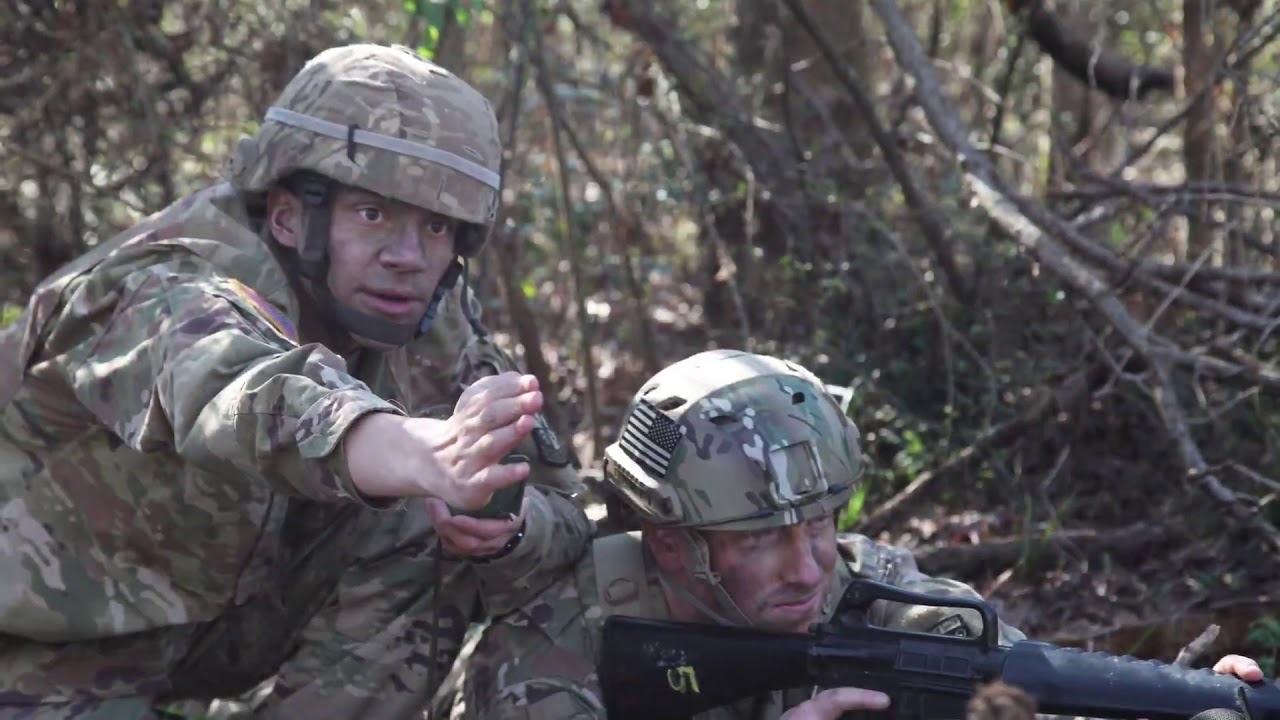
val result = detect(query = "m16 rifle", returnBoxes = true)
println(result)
[599,578,1280,719]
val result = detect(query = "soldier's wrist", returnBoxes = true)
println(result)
[470,519,526,564]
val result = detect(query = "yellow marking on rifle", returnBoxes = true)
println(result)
[667,665,701,694]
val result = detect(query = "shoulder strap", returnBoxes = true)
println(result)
[590,530,655,620]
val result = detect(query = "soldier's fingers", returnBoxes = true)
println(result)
[804,688,890,719]
[458,455,530,504]
[459,372,537,408]
[455,372,517,412]
[436,519,521,557]
[1213,655,1263,681]
[462,417,536,475]
[518,388,543,415]
[441,539,496,557]
[437,525,510,557]
[440,513,522,541]
[469,391,542,434]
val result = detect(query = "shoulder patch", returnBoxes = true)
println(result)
[225,279,297,343]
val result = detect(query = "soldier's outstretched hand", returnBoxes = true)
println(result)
[780,688,890,720]
[345,372,542,509]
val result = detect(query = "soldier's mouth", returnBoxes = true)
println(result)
[770,593,821,616]
[359,290,424,319]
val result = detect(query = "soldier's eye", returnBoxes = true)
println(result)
[358,207,383,223]
[426,219,452,236]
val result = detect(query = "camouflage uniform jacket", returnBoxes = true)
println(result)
[0,182,592,718]
[460,530,1025,720]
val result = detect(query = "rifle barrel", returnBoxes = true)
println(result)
[1001,642,1280,720]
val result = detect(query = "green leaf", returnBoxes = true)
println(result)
[0,304,21,328]
[1246,616,1280,646]
[839,484,870,530]
[1108,221,1126,247]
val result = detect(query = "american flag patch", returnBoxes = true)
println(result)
[619,399,683,477]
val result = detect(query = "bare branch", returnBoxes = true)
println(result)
[528,0,604,458]
[914,522,1169,578]
[859,387,1060,537]
[869,0,1280,554]
[1173,624,1221,667]
[780,0,972,304]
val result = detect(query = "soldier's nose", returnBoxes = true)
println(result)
[380,225,431,270]
[778,532,823,587]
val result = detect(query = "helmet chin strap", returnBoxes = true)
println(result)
[286,172,466,348]
[654,528,756,628]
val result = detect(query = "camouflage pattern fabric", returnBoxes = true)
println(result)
[458,532,1025,720]
[604,349,860,532]
[228,44,501,231]
[0,178,591,719]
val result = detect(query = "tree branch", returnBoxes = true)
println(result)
[780,0,972,304]
[870,0,1280,554]
[914,522,1169,577]
[858,374,1069,537]
[492,0,573,449]
[528,0,604,458]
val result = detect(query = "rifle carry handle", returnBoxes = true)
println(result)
[826,578,1002,650]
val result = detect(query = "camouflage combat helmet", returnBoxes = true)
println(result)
[226,43,502,346]
[603,349,862,532]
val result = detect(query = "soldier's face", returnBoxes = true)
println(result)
[703,513,839,633]
[324,189,458,335]
[269,185,458,341]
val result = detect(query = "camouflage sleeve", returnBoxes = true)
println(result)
[246,488,590,719]
[839,534,1026,645]
[467,487,593,616]
[57,259,403,505]
[249,508,481,720]
[461,600,606,720]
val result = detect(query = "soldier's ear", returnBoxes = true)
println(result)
[643,526,687,575]
[266,187,303,249]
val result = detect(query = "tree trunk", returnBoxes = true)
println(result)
[1182,0,1218,263]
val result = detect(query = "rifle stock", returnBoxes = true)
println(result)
[599,579,1280,720]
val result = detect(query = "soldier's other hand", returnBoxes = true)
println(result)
[424,496,526,557]
[1213,654,1265,682]
[967,681,1037,720]
[343,372,540,507]
[780,688,890,720]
